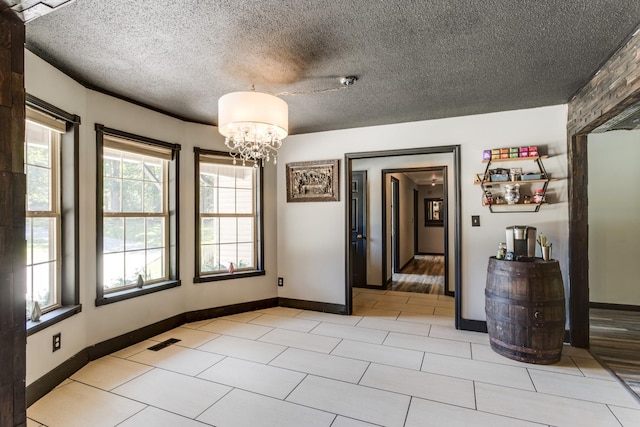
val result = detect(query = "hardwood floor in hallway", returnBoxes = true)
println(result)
[590,308,640,402]
[390,255,444,294]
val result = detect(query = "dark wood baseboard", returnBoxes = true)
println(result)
[353,284,388,291]
[590,302,640,312]
[26,349,89,407]
[279,298,347,315]
[459,319,487,333]
[185,298,278,323]
[26,315,186,407]
[26,297,279,407]
[398,258,413,272]
[87,314,185,361]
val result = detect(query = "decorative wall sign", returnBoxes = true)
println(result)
[286,159,340,202]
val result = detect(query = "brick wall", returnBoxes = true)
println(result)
[568,28,640,134]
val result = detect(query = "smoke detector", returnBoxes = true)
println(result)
[340,76,358,86]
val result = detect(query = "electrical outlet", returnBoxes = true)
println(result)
[52,333,61,352]
[471,215,480,227]
[277,277,284,287]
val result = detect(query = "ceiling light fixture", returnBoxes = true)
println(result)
[218,76,357,166]
[218,90,288,167]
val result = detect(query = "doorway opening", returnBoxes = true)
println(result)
[381,167,450,296]
[345,146,469,330]
[567,80,640,348]
[586,124,640,399]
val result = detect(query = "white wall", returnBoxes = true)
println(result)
[387,172,417,276]
[24,51,278,385]
[418,184,445,254]
[351,155,453,286]
[588,130,640,306]
[277,105,569,320]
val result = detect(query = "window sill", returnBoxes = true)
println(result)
[27,304,83,336]
[194,270,265,283]
[96,279,181,306]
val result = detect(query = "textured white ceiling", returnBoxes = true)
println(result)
[24,0,640,134]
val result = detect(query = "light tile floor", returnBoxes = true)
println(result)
[28,289,640,427]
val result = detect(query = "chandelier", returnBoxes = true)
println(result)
[218,91,288,166]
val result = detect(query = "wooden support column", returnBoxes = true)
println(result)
[0,6,26,427]
[567,26,640,348]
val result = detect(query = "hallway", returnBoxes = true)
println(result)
[390,255,444,294]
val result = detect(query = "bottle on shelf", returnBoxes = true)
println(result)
[504,184,520,205]
[533,188,545,204]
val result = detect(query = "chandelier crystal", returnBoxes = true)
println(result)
[218,91,288,167]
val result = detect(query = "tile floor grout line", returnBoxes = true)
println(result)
[281,371,309,402]
[472,401,561,427]
[192,386,234,423]
[472,380,479,410]
[105,378,221,423]
[325,334,343,354]
[418,351,426,372]
[401,395,412,427]
[388,326,488,346]
[527,362,632,384]
[112,404,149,427]
[192,355,227,378]
[68,372,144,395]
[469,346,593,376]
[355,361,372,384]
[351,366,479,410]
[604,403,630,427]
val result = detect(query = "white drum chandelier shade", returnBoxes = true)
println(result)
[218,91,288,166]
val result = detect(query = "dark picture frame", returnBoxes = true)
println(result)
[424,197,444,226]
[286,159,340,202]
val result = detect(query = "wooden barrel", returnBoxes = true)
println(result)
[485,257,566,364]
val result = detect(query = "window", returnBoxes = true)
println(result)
[25,95,82,334]
[25,114,61,317]
[194,148,264,282]
[96,125,180,305]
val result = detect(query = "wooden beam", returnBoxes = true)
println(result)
[0,9,25,427]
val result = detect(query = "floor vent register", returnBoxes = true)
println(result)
[147,338,181,351]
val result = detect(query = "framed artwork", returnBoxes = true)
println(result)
[286,159,340,202]
[424,197,444,226]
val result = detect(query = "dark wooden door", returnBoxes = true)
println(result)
[391,177,400,273]
[413,189,418,255]
[351,171,367,287]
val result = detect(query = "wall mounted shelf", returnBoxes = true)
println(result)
[479,155,555,213]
